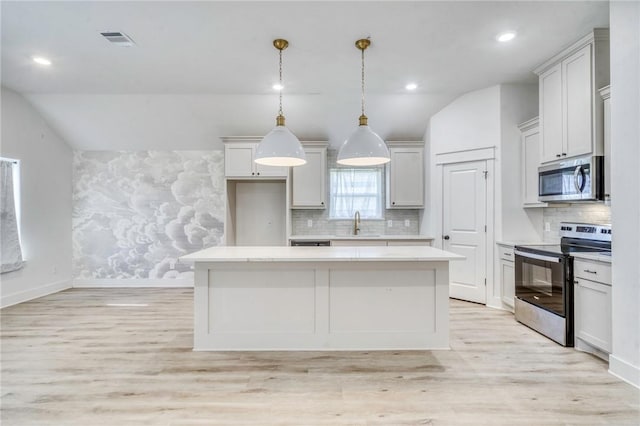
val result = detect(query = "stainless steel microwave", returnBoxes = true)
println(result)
[538,155,604,202]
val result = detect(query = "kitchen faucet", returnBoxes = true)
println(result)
[354,211,361,235]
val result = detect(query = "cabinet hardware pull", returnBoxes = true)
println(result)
[321,202,324,205]
[505,253,512,256]
[251,172,255,175]
[556,154,561,157]
[257,172,260,176]
[584,269,597,274]
[392,201,396,205]
[562,153,567,156]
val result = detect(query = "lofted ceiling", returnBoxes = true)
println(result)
[1,1,609,150]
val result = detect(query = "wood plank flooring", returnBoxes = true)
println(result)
[1,288,638,425]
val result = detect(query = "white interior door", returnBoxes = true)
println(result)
[442,160,487,304]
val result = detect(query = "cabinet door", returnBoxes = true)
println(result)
[563,44,593,159]
[500,259,515,309]
[575,277,612,353]
[292,148,326,208]
[255,158,289,177]
[387,147,424,208]
[225,144,255,177]
[539,64,564,163]
[521,127,545,206]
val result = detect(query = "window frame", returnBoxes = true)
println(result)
[328,167,384,220]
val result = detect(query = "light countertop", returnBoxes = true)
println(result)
[571,252,612,263]
[290,235,435,241]
[496,240,557,247]
[180,245,464,263]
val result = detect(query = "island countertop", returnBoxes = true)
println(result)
[180,245,464,263]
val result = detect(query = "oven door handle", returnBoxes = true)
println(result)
[514,250,563,263]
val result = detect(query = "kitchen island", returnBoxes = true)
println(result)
[180,245,463,351]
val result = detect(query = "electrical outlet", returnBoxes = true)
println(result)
[544,222,551,232]
[307,219,313,228]
[52,266,57,274]
[387,220,393,228]
[404,219,410,227]
[169,260,176,270]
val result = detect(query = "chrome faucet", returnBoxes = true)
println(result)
[354,211,361,235]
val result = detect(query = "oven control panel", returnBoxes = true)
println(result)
[559,222,611,241]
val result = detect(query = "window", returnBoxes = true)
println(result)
[329,168,383,219]
[0,158,23,273]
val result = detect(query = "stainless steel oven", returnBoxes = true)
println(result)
[514,247,572,346]
[514,222,612,347]
[538,155,604,202]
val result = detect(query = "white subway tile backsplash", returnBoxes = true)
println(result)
[542,204,611,242]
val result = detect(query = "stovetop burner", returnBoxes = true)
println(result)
[515,222,612,257]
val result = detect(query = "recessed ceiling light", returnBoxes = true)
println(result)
[496,31,517,43]
[405,83,418,91]
[272,83,284,91]
[32,56,52,66]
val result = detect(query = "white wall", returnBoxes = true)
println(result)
[609,1,640,388]
[499,84,543,242]
[425,84,542,242]
[0,87,73,307]
[425,85,501,241]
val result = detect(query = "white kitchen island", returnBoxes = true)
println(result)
[180,245,463,351]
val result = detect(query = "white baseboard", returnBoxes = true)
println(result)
[609,354,640,389]
[73,279,194,288]
[1,279,72,308]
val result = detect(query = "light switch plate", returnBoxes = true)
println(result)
[387,220,393,228]
[307,219,313,228]
[544,222,551,232]
[404,219,410,227]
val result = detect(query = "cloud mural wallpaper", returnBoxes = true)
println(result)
[73,151,225,281]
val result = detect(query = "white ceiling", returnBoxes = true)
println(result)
[1,1,609,150]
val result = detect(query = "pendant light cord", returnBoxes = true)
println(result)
[361,46,365,117]
[279,48,284,117]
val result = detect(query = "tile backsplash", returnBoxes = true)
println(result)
[542,203,611,242]
[291,149,420,236]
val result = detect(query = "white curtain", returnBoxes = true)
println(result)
[1,160,24,273]
[329,168,382,219]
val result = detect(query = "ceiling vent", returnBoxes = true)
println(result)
[100,32,135,47]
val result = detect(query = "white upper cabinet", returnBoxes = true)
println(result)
[291,141,328,209]
[385,141,424,208]
[222,137,288,178]
[519,117,547,207]
[563,45,593,158]
[535,29,609,164]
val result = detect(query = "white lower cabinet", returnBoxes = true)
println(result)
[497,243,515,311]
[573,258,612,360]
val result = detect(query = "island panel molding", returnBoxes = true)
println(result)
[182,245,463,350]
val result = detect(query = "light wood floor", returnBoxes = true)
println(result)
[1,288,638,425]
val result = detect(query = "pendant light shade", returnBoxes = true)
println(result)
[337,38,390,166]
[255,39,306,167]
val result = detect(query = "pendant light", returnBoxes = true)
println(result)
[337,38,390,166]
[255,39,306,167]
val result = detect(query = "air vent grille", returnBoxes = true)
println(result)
[100,32,135,47]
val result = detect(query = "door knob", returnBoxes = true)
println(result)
[443,235,450,240]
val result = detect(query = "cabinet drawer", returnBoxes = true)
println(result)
[574,259,611,284]
[497,245,515,262]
